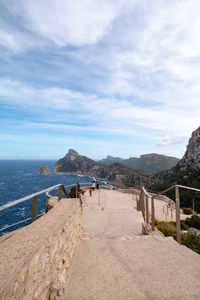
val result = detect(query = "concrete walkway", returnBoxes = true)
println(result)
[61,189,200,300]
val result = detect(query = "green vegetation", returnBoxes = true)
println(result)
[150,168,200,213]
[155,220,200,255]
[181,233,200,254]
[185,215,200,230]
[182,207,194,215]
[155,221,176,239]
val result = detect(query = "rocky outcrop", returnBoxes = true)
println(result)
[39,166,50,175]
[147,126,200,212]
[177,126,200,171]
[54,149,96,174]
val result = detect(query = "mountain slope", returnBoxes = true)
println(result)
[99,153,179,174]
[98,155,123,165]
[123,153,179,174]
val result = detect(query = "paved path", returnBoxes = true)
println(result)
[61,189,200,300]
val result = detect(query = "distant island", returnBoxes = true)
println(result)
[39,166,50,175]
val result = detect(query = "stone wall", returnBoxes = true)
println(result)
[0,198,82,300]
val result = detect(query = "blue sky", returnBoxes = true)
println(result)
[0,0,200,160]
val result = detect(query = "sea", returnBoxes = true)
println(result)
[0,160,97,236]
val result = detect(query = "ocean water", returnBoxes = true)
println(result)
[0,160,95,236]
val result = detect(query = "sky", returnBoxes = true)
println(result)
[0,0,200,160]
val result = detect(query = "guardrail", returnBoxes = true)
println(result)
[0,184,69,233]
[137,184,200,244]
[0,181,106,234]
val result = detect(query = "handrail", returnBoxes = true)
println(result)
[138,184,200,244]
[0,213,43,233]
[152,184,200,200]
[0,184,63,212]
[0,184,69,235]
[141,186,152,199]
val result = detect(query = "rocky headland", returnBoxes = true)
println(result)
[54,149,143,188]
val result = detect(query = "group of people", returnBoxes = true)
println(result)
[89,180,99,196]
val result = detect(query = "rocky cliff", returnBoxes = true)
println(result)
[177,127,200,171]
[148,126,200,212]
[54,149,96,173]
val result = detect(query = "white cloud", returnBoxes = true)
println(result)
[3,0,126,48]
[0,78,199,141]
[155,135,188,147]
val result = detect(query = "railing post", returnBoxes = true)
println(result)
[31,196,38,222]
[99,187,101,207]
[58,186,62,201]
[151,197,155,231]
[175,186,181,244]
[138,193,142,211]
[136,195,139,211]
[52,189,55,196]
[141,191,145,221]
[45,195,49,213]
[146,195,149,224]
[76,185,77,198]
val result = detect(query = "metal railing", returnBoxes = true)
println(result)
[137,184,200,244]
[0,181,104,234]
[0,184,69,233]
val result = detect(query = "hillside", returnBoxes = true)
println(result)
[98,155,123,165]
[99,153,179,174]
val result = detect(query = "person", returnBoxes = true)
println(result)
[96,182,99,190]
[89,187,92,196]
[92,181,96,191]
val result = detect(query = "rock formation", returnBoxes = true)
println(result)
[39,166,50,175]
[177,126,200,171]
[54,149,96,174]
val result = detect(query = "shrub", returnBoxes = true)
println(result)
[69,185,85,198]
[156,221,176,239]
[185,215,200,230]
[182,207,194,215]
[181,221,188,230]
[181,232,200,254]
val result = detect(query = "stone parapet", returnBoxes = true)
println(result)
[0,198,82,300]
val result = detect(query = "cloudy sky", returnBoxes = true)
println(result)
[0,0,199,160]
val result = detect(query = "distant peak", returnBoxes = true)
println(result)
[68,149,80,156]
